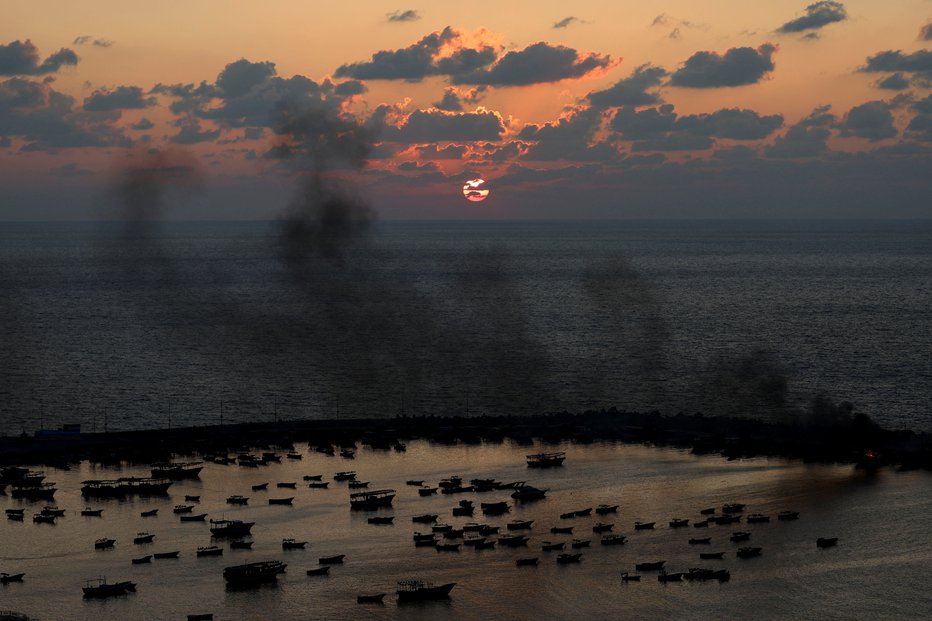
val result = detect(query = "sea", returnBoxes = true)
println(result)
[0,219,930,435]
[1,220,931,620]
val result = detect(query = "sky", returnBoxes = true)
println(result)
[1,0,931,219]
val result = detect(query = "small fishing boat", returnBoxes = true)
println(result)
[556,553,582,564]
[32,513,56,524]
[689,537,712,544]
[541,541,565,551]
[620,571,640,581]
[730,531,751,543]
[276,482,297,489]
[349,489,395,510]
[318,554,345,564]
[669,518,690,528]
[81,507,103,517]
[282,539,307,550]
[357,593,386,603]
[230,541,253,550]
[515,557,538,566]
[636,561,666,571]
[699,507,716,515]
[153,551,180,559]
[333,471,357,481]
[571,539,591,548]
[287,452,303,460]
[817,537,839,548]
[40,506,65,517]
[251,482,268,491]
[600,534,627,546]
[306,566,330,576]
[141,509,158,517]
[693,519,710,528]
[210,519,254,538]
[367,516,394,525]
[133,532,155,544]
[308,481,329,489]
[94,538,116,549]
[526,452,565,468]
[348,481,370,489]
[131,555,152,565]
[226,495,249,505]
[592,523,614,533]
[268,497,294,506]
[223,560,286,587]
[778,511,800,521]
[0,572,25,583]
[303,475,323,481]
[595,504,619,515]
[699,551,725,560]
[722,503,746,513]
[405,480,424,486]
[634,521,655,530]
[187,614,214,621]
[418,487,438,496]
[551,526,573,534]
[339,449,355,459]
[737,546,762,558]
[184,495,200,502]
[498,535,529,547]
[507,519,533,530]
[179,513,208,522]
[173,505,194,514]
[480,501,509,515]
[196,546,223,557]
[396,580,455,601]
[82,578,136,598]
[657,571,684,583]
[747,513,770,523]
[412,514,438,524]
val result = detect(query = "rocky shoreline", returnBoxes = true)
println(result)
[1,408,929,472]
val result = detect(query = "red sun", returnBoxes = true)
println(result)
[462,178,490,202]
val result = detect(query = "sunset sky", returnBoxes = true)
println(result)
[1,0,930,219]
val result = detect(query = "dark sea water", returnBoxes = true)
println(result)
[1,220,931,435]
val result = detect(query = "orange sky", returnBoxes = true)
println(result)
[1,1,930,218]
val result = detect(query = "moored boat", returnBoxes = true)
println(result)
[81,507,103,517]
[396,580,455,601]
[226,495,249,505]
[357,593,386,603]
[634,521,655,530]
[131,555,151,565]
[349,489,395,510]
[507,519,533,530]
[210,519,254,538]
[699,551,725,560]
[318,554,345,564]
[223,560,286,587]
[82,578,136,598]
[556,553,582,564]
[526,452,565,468]
[179,513,208,522]
[268,497,294,506]
[153,551,180,559]
[595,504,619,515]
[635,560,666,571]
[0,572,25,583]
[94,538,116,549]
[151,462,203,480]
[306,566,330,576]
[282,538,308,550]
[196,546,223,557]
[817,537,839,548]
[778,510,800,521]
[737,546,762,558]
[133,532,155,544]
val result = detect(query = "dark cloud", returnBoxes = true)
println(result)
[553,17,581,29]
[384,108,506,143]
[862,49,932,76]
[452,42,613,86]
[387,9,420,22]
[839,100,897,141]
[84,85,156,111]
[412,143,466,159]
[519,106,618,161]
[611,104,782,150]
[397,160,439,173]
[777,1,847,34]
[677,108,784,139]
[334,27,499,82]
[906,94,932,141]
[876,72,911,90]
[922,23,932,41]
[74,36,113,48]
[0,40,79,76]
[588,64,668,108]
[0,77,131,149]
[670,44,777,88]
[131,117,155,130]
[170,117,221,144]
[432,85,486,111]
[216,59,276,98]
[765,105,835,158]
[48,162,94,176]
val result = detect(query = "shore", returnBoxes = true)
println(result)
[1,408,929,471]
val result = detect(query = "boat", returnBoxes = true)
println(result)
[141,509,158,517]
[620,572,640,581]
[151,462,203,480]
[32,513,56,524]
[413,514,438,523]
[685,568,730,582]
[711,514,741,525]
[94,538,116,549]
[462,536,486,547]
[689,537,712,544]
[333,471,357,481]
[196,546,223,557]
[541,541,565,551]
[601,535,626,546]
[82,578,136,598]
[11,483,57,500]
[40,506,65,517]
[306,566,330,576]
[223,560,286,587]
[516,557,538,566]
[277,482,297,489]
[507,519,533,530]
[303,475,323,481]
[187,614,214,621]
[511,485,548,501]
[282,539,307,549]
[497,535,529,547]
[173,505,194,514]
[551,526,573,534]
[571,539,591,548]
[730,531,751,542]
[747,513,770,523]
[418,487,438,496]
[480,501,509,515]
[669,518,690,528]
[4,509,24,516]
[339,449,355,459]
[226,495,249,505]
[268,497,294,505]
[556,553,582,564]
[309,481,330,489]
[133,532,155,544]
[592,522,614,533]
[722,503,746,514]
[699,507,716,515]
[778,511,800,521]
[451,505,473,517]
[318,554,345,564]
[737,546,762,558]
[634,521,655,530]
[635,561,666,571]
[817,537,839,548]
[526,452,565,468]
[349,489,395,510]
[348,481,370,489]
[153,551,180,559]
[405,480,424,486]
[81,507,103,516]
[595,504,619,515]
[287,452,303,460]
[699,552,725,560]
[81,478,171,497]
[693,520,710,528]
[357,593,386,603]
[184,495,200,502]
[367,516,394,525]
[657,571,684,583]
[131,555,152,565]
[210,519,254,538]
[180,513,208,522]
[435,542,460,552]
[251,482,268,491]
[396,580,455,602]
[261,453,281,464]
[230,541,253,550]
[0,573,25,583]
[6,512,24,521]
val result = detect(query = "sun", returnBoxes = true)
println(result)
[462,178,489,202]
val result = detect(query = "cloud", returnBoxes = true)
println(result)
[73,36,113,48]
[453,42,614,86]
[861,49,932,81]
[670,44,777,88]
[553,17,582,29]
[387,9,420,23]
[170,117,221,144]
[838,100,897,141]
[49,162,94,176]
[777,1,848,34]
[0,77,131,149]
[432,85,486,111]
[588,64,667,108]
[875,72,911,90]
[0,40,79,76]
[131,117,155,130]
[412,143,466,159]
[518,106,619,161]
[334,27,499,82]
[611,104,783,150]
[765,105,835,157]
[83,85,156,111]
[905,94,932,141]
[922,23,932,41]
[384,108,506,143]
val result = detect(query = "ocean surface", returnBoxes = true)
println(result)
[1,219,931,435]
[1,441,930,620]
